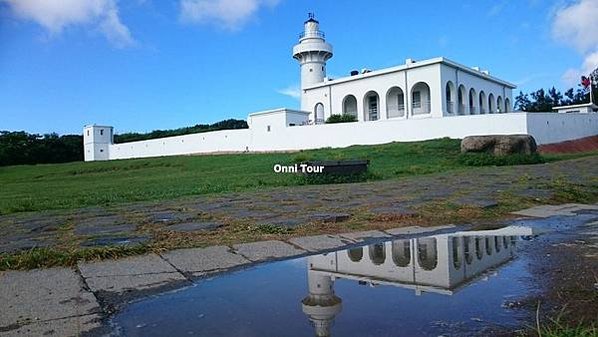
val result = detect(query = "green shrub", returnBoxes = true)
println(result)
[296,171,377,185]
[325,114,357,124]
[458,153,545,166]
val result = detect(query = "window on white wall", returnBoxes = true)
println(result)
[413,91,421,108]
[100,129,104,136]
[267,125,271,132]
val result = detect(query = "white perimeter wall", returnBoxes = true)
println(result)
[526,113,598,144]
[109,129,250,160]
[102,112,598,161]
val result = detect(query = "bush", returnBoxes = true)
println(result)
[296,171,377,185]
[325,114,357,124]
[457,153,545,166]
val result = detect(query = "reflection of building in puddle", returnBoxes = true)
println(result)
[301,226,536,337]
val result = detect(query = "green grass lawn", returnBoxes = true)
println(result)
[0,138,592,215]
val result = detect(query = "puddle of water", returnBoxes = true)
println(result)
[112,226,541,337]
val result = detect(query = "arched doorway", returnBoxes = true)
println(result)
[479,91,486,114]
[342,95,358,117]
[347,247,363,262]
[446,81,456,114]
[458,85,466,114]
[497,96,503,113]
[505,98,511,112]
[417,238,438,270]
[411,82,431,115]
[314,103,325,124]
[386,87,405,118]
[392,240,411,267]
[488,94,495,113]
[363,91,379,121]
[469,88,477,114]
[369,243,386,265]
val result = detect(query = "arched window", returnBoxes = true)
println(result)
[458,85,466,114]
[452,237,462,270]
[488,94,495,113]
[347,247,363,262]
[417,238,438,270]
[505,98,511,112]
[497,96,503,113]
[479,91,486,114]
[475,237,483,260]
[363,91,380,121]
[446,81,455,114]
[495,236,501,252]
[314,103,325,124]
[463,236,473,264]
[392,240,411,267]
[386,87,405,118]
[411,82,431,115]
[369,243,386,265]
[469,88,477,114]
[342,95,358,117]
[485,237,493,255]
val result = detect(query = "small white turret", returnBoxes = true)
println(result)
[293,13,333,93]
[83,125,113,161]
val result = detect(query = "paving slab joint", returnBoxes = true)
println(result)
[156,252,195,282]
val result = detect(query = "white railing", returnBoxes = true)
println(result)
[446,101,454,114]
[412,101,431,115]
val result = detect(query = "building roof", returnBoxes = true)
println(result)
[248,108,310,117]
[303,57,517,90]
[552,102,598,110]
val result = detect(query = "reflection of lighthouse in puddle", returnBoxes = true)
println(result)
[301,271,342,337]
[301,226,536,336]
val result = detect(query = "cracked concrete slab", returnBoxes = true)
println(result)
[85,273,187,293]
[512,204,598,218]
[339,230,391,242]
[0,314,103,337]
[233,240,306,261]
[78,254,187,294]
[161,246,250,273]
[0,268,100,327]
[288,235,355,252]
[78,254,177,278]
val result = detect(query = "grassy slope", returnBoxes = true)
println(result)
[0,138,593,215]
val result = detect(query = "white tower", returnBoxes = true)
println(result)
[302,270,342,337]
[83,125,113,161]
[293,14,333,99]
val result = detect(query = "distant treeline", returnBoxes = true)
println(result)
[0,119,249,166]
[114,119,248,143]
[0,132,83,166]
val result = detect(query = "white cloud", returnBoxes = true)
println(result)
[561,68,581,87]
[180,0,280,30]
[2,0,134,47]
[551,0,598,85]
[552,0,598,53]
[277,84,300,100]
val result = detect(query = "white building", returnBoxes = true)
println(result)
[295,16,515,124]
[553,102,598,114]
[84,15,598,162]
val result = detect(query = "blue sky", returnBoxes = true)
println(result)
[1,0,597,135]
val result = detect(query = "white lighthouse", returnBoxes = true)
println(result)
[293,13,333,117]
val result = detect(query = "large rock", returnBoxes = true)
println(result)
[461,135,537,155]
